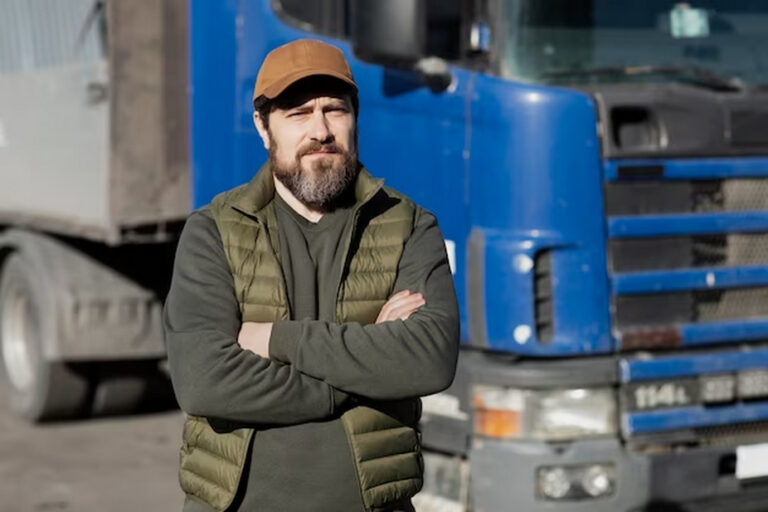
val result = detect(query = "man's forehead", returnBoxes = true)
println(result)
[272,76,353,110]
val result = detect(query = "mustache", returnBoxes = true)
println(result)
[296,141,345,158]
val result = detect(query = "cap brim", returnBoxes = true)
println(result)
[260,69,357,101]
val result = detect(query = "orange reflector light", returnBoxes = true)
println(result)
[473,390,523,439]
[473,408,521,439]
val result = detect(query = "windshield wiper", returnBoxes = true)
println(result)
[542,64,746,92]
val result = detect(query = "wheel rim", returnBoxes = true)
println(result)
[1,285,37,392]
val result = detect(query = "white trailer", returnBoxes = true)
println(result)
[0,0,188,420]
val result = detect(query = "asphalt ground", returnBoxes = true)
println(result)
[0,384,185,512]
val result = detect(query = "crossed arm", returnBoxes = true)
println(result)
[237,289,426,356]
[164,210,343,425]
[164,208,459,425]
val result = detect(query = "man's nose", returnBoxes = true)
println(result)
[308,111,333,142]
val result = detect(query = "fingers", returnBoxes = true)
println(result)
[388,294,425,319]
[376,291,412,323]
[388,289,412,301]
[377,291,416,323]
[376,290,426,323]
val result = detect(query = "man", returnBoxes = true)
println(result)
[164,39,459,512]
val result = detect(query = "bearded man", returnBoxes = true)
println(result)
[164,39,460,512]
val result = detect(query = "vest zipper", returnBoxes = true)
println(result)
[261,220,292,320]
[333,181,383,315]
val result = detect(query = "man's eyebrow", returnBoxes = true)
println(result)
[277,95,350,112]
[279,102,313,113]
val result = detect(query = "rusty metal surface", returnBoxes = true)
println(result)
[108,0,190,228]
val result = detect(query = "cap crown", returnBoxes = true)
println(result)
[253,39,356,105]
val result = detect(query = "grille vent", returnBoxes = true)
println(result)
[610,232,768,273]
[534,251,554,343]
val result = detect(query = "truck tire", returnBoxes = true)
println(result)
[0,254,89,421]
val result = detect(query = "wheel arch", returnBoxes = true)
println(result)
[0,228,167,361]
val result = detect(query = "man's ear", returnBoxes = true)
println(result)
[253,112,270,150]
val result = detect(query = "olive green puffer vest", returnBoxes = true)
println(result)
[179,165,424,511]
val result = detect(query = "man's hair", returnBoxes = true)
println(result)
[255,99,274,130]
[254,85,359,131]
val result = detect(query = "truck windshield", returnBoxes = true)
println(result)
[495,0,768,89]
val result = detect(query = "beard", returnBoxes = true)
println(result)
[269,134,359,213]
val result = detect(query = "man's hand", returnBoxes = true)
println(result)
[375,290,425,324]
[238,291,423,355]
[238,322,273,357]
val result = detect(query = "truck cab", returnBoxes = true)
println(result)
[212,1,768,511]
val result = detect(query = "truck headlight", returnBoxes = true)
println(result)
[472,386,617,440]
[537,463,616,500]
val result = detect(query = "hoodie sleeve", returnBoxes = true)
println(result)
[164,208,349,425]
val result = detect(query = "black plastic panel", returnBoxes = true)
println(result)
[590,84,768,159]
[605,181,692,216]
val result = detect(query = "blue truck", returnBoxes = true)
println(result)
[2,0,768,510]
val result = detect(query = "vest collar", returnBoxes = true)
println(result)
[227,162,384,219]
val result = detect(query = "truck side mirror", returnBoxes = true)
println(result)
[350,0,426,65]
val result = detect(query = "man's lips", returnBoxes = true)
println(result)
[303,150,339,156]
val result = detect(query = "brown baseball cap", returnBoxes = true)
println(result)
[253,39,357,107]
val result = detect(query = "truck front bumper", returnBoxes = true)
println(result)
[468,437,768,512]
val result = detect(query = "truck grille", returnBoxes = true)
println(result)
[610,233,768,273]
[605,178,768,216]
[628,421,768,450]
[619,346,768,437]
[604,160,768,350]
[615,286,768,329]
[695,421,768,446]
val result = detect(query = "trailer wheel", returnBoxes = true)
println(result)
[0,254,89,421]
